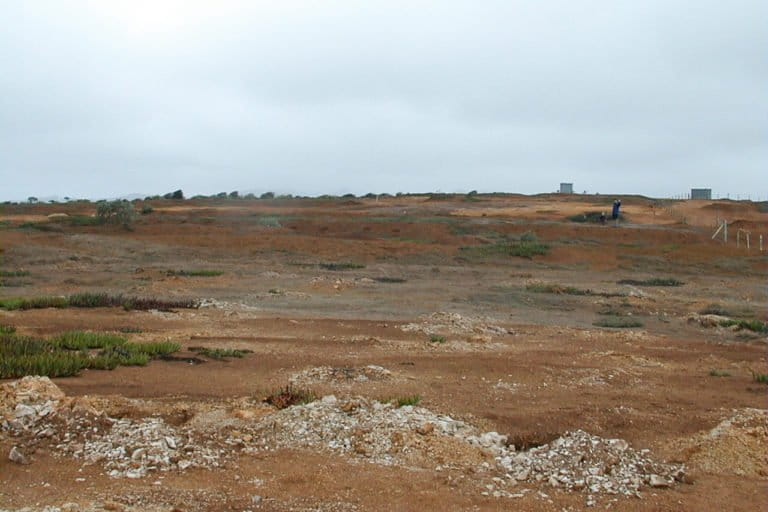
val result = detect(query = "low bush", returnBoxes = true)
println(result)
[709,369,731,377]
[0,324,16,334]
[319,262,365,271]
[372,277,407,283]
[429,335,446,344]
[0,331,181,378]
[52,331,127,350]
[750,370,768,384]
[167,269,224,277]
[617,278,684,287]
[719,319,767,333]
[394,395,421,407]
[460,241,549,260]
[0,270,30,278]
[593,317,644,328]
[264,385,317,409]
[189,346,253,359]
[526,283,625,298]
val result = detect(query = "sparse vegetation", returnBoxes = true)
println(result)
[527,283,625,298]
[264,385,317,409]
[719,319,767,333]
[167,269,224,277]
[429,335,446,343]
[709,369,731,377]
[0,324,16,334]
[255,216,282,227]
[750,370,768,384]
[319,262,365,271]
[0,331,181,378]
[373,277,407,283]
[189,346,253,360]
[117,326,143,333]
[617,278,684,287]
[0,270,30,278]
[0,293,199,311]
[96,200,137,229]
[394,395,422,407]
[141,205,154,215]
[460,240,550,260]
[593,317,644,328]
[700,304,731,316]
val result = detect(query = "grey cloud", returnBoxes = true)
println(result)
[1,0,765,200]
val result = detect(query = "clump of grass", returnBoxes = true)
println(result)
[0,330,180,378]
[0,296,69,310]
[189,346,253,360]
[750,370,768,384]
[167,269,224,277]
[526,283,625,298]
[700,304,731,316]
[52,331,127,350]
[593,317,644,328]
[319,262,365,271]
[117,326,143,333]
[429,335,446,344]
[0,352,88,378]
[264,385,317,409]
[394,395,421,407]
[719,319,767,333]
[0,324,16,334]
[617,278,684,287]
[373,277,407,283]
[0,270,30,278]
[255,216,282,227]
[67,215,101,227]
[709,369,731,377]
[460,240,549,260]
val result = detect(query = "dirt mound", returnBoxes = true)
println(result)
[673,408,768,477]
[289,365,393,386]
[402,312,512,341]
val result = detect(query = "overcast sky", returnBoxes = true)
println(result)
[1,1,765,201]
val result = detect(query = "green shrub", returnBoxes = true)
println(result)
[751,370,768,384]
[141,205,154,215]
[395,395,421,407]
[700,304,731,316]
[709,369,731,377]
[460,241,549,259]
[319,262,365,271]
[53,331,127,350]
[593,317,643,328]
[67,215,101,226]
[167,269,223,277]
[429,335,446,343]
[0,353,87,378]
[96,200,136,228]
[264,385,317,409]
[0,324,17,334]
[0,270,30,278]
[618,278,684,287]
[189,346,253,359]
[719,319,767,333]
[373,277,407,283]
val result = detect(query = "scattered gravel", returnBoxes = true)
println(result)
[289,365,393,386]
[402,312,512,341]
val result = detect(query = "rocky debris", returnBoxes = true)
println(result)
[671,408,768,477]
[289,365,393,386]
[54,417,222,478]
[1,376,65,431]
[253,396,480,466]
[687,313,731,328]
[402,312,512,341]
[2,377,223,479]
[251,395,684,498]
[9,445,30,464]
[498,430,685,496]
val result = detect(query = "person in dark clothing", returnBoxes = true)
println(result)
[611,199,621,221]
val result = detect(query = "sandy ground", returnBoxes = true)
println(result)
[0,194,766,511]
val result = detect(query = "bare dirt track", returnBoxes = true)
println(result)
[1,194,766,511]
